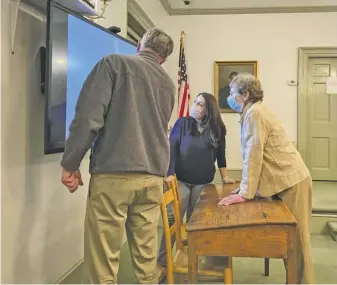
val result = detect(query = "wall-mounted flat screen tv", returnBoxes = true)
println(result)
[44,0,137,154]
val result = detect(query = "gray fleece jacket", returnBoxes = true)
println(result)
[61,51,175,177]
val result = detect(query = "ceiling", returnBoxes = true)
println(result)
[160,0,337,15]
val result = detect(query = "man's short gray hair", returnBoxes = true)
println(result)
[230,73,264,103]
[141,28,174,59]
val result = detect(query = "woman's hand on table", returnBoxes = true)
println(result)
[218,193,247,206]
[222,177,236,184]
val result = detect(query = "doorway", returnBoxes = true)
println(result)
[298,48,337,182]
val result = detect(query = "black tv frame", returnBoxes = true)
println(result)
[44,0,137,154]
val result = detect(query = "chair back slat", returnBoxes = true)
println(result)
[163,189,175,204]
[173,174,180,202]
[160,179,184,284]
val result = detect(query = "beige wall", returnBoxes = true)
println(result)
[159,12,337,169]
[135,0,169,27]
[96,0,128,37]
[0,0,129,283]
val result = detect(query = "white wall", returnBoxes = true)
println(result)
[159,12,337,169]
[0,0,128,283]
[96,0,128,37]
[135,0,169,27]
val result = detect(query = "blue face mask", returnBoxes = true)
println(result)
[227,94,243,113]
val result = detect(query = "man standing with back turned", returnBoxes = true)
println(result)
[60,28,175,284]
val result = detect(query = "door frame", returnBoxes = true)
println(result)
[297,47,337,164]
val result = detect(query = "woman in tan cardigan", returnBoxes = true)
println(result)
[218,73,315,284]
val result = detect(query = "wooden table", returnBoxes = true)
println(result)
[186,183,298,284]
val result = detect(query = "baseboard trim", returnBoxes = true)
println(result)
[312,210,337,215]
[312,213,337,217]
[226,169,242,180]
[213,169,242,182]
[311,213,337,235]
[56,234,128,284]
[55,258,84,284]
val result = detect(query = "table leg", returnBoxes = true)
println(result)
[224,257,233,284]
[264,258,270,276]
[188,232,198,283]
[286,228,297,284]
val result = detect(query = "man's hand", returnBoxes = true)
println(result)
[218,194,247,206]
[165,175,175,182]
[61,168,83,193]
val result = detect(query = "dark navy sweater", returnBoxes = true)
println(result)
[167,117,227,185]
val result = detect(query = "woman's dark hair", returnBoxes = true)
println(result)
[190,92,226,148]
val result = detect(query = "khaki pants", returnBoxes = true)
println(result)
[83,173,163,284]
[277,176,315,284]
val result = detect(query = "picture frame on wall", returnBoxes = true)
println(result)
[214,61,258,113]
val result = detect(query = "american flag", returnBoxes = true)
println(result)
[177,32,190,118]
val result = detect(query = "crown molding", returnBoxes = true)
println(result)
[127,0,154,30]
[160,0,337,15]
[159,0,172,14]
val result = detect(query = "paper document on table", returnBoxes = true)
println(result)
[326,76,337,94]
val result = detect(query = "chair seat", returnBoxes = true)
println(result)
[173,250,230,278]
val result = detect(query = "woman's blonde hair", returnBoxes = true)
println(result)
[230,73,264,103]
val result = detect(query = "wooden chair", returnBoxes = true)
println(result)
[161,180,233,284]
[170,176,188,246]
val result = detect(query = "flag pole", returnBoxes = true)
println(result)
[178,31,185,117]
[180,30,184,63]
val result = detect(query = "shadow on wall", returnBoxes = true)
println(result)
[11,18,44,283]
[3,4,84,283]
[11,10,65,283]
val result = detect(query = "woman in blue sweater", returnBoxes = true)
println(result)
[157,92,235,279]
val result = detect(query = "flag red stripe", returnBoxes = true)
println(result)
[179,84,189,117]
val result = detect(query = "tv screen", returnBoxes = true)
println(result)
[44,1,137,154]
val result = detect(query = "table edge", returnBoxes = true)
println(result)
[186,221,297,232]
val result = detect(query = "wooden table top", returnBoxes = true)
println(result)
[186,183,297,232]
